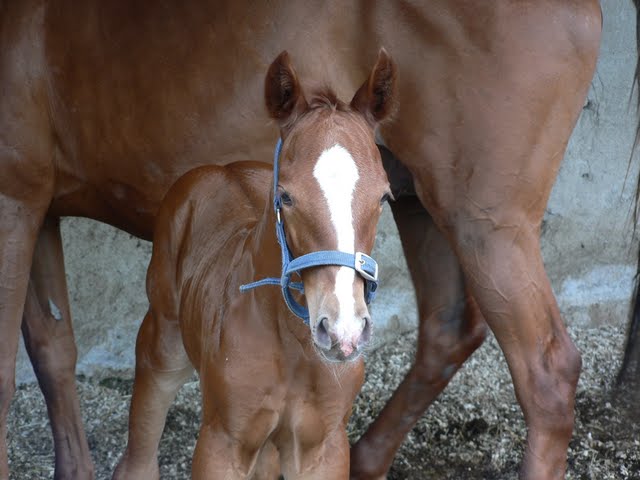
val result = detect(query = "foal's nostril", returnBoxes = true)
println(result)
[314,317,332,351]
[358,316,372,348]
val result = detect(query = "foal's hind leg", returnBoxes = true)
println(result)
[350,196,486,480]
[113,308,193,480]
[21,217,93,479]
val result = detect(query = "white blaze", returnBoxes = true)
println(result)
[313,144,361,344]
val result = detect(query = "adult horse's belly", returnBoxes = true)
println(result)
[41,0,601,239]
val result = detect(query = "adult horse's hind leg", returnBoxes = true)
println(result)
[350,196,486,479]
[20,217,93,479]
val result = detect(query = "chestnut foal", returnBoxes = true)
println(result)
[113,51,395,479]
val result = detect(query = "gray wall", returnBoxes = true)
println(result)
[15,0,640,383]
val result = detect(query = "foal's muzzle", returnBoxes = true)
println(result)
[313,313,372,362]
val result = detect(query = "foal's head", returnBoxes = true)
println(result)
[265,49,396,362]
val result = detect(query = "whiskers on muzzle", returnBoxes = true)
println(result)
[311,314,373,363]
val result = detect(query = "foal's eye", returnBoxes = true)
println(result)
[280,192,294,206]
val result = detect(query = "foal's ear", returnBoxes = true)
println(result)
[265,51,308,137]
[350,48,397,127]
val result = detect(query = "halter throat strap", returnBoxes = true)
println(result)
[239,138,379,324]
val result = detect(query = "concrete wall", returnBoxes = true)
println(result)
[15,0,640,383]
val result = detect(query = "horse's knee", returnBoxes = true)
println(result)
[25,323,78,385]
[461,296,488,352]
[526,335,581,433]
[134,311,192,388]
[554,334,582,386]
[462,318,488,362]
[22,314,78,378]
[414,300,487,386]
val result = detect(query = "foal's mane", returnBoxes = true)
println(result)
[307,87,351,113]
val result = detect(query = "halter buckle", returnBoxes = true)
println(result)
[355,252,378,282]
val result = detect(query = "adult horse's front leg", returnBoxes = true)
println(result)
[370,2,601,477]
[350,196,486,479]
[1,7,57,474]
[460,219,581,479]
[20,217,93,480]
[0,115,54,480]
[0,184,54,480]
[0,199,49,480]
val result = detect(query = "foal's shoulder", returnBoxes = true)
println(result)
[161,162,270,209]
[154,162,271,240]
[151,162,268,283]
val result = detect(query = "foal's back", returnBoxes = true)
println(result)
[148,163,271,348]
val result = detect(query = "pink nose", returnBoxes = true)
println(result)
[313,316,372,359]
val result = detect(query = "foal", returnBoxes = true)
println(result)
[114,50,396,479]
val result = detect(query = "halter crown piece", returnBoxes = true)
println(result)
[240,138,379,325]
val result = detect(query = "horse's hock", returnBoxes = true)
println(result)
[14,0,639,383]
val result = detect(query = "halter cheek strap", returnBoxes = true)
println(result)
[240,138,380,324]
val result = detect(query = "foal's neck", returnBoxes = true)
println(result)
[248,194,281,277]
[241,188,312,344]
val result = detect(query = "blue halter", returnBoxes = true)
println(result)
[239,138,379,324]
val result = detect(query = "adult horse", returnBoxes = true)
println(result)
[0,1,603,479]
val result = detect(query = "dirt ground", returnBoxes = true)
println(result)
[7,323,640,479]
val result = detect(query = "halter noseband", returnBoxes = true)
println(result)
[239,138,379,324]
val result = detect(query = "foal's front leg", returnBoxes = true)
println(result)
[192,385,282,479]
[280,427,350,480]
[192,423,257,480]
[113,309,193,480]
